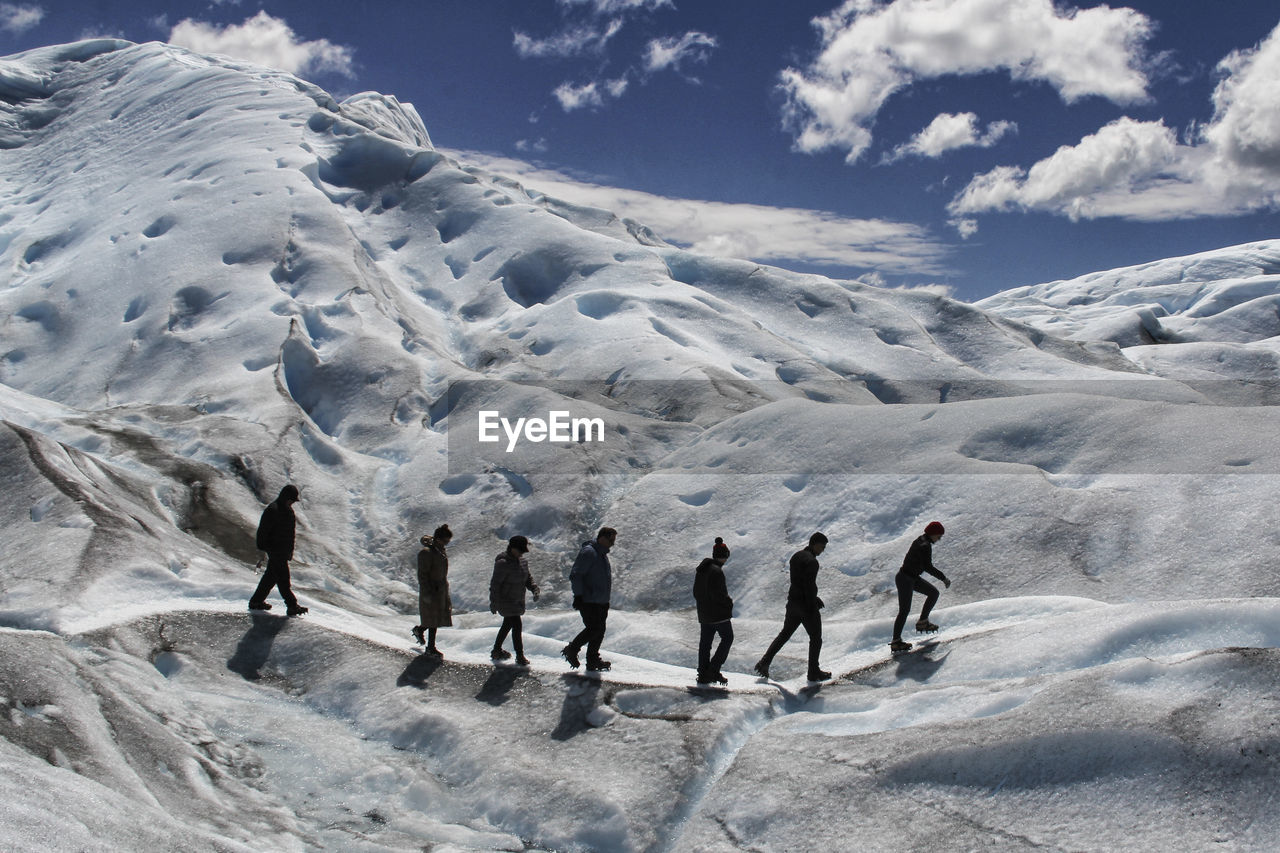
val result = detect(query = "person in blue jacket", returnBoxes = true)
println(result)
[563,527,617,672]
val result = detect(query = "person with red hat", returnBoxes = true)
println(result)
[890,521,951,652]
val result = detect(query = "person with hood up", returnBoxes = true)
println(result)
[693,537,734,685]
[562,526,617,672]
[413,524,453,656]
[755,532,831,682]
[490,535,540,667]
[890,521,951,652]
[249,484,308,615]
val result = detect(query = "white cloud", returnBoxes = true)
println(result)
[450,150,956,276]
[553,76,630,111]
[781,0,1155,163]
[643,31,718,74]
[0,3,43,35]
[950,21,1280,226]
[885,112,1016,162]
[558,0,673,14]
[168,11,355,77]
[513,19,623,59]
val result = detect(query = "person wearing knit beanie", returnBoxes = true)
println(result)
[694,537,735,685]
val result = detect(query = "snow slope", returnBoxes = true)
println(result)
[1,39,1278,851]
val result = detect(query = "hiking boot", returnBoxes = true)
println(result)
[561,645,581,669]
[808,668,832,682]
[286,605,308,616]
[585,658,612,672]
[491,648,512,661]
[753,660,771,679]
[248,601,271,611]
[915,619,939,633]
[890,639,913,652]
[514,655,531,667]
[711,670,729,685]
[425,646,443,658]
[696,670,712,684]
[411,626,425,645]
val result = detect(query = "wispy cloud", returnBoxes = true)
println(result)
[552,77,630,111]
[451,150,956,277]
[781,0,1156,163]
[517,0,719,113]
[0,2,43,35]
[557,0,673,14]
[949,20,1280,225]
[513,19,623,59]
[168,11,355,77]
[883,112,1016,163]
[643,31,717,74]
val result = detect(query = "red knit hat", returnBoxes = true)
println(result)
[924,521,945,536]
[712,537,730,559]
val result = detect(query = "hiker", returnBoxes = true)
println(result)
[248,484,308,615]
[563,526,617,672]
[490,535,540,667]
[413,525,453,656]
[693,537,734,685]
[755,532,831,682]
[890,521,951,652]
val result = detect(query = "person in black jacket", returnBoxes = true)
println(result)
[890,521,951,652]
[755,532,831,682]
[248,484,308,615]
[490,535,540,667]
[693,537,734,685]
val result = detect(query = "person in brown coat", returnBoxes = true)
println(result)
[413,524,453,656]
[489,535,540,667]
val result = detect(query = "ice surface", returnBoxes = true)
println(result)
[1,38,1279,851]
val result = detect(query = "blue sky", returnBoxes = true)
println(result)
[5,1,1280,300]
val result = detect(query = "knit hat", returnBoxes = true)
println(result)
[509,535,529,553]
[712,537,730,560]
[924,521,945,536]
[278,484,300,503]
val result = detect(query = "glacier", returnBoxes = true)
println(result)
[1,39,1279,851]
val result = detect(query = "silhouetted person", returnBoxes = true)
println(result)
[755,532,830,681]
[248,484,307,615]
[563,527,616,672]
[490,535,540,667]
[413,525,453,656]
[891,521,951,652]
[693,537,734,685]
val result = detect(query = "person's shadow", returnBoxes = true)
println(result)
[894,642,950,683]
[475,666,530,706]
[397,653,444,688]
[227,613,289,680]
[550,674,604,741]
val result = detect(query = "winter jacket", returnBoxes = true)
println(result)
[693,558,733,624]
[490,551,539,617]
[786,547,822,615]
[417,538,453,628]
[569,540,612,605]
[901,535,949,584]
[255,500,296,558]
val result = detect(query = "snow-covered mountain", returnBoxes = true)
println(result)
[1,40,1278,851]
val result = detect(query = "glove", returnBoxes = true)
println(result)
[942,575,951,589]
[572,595,583,611]
[816,597,825,610]
[490,605,497,614]
[531,586,541,601]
